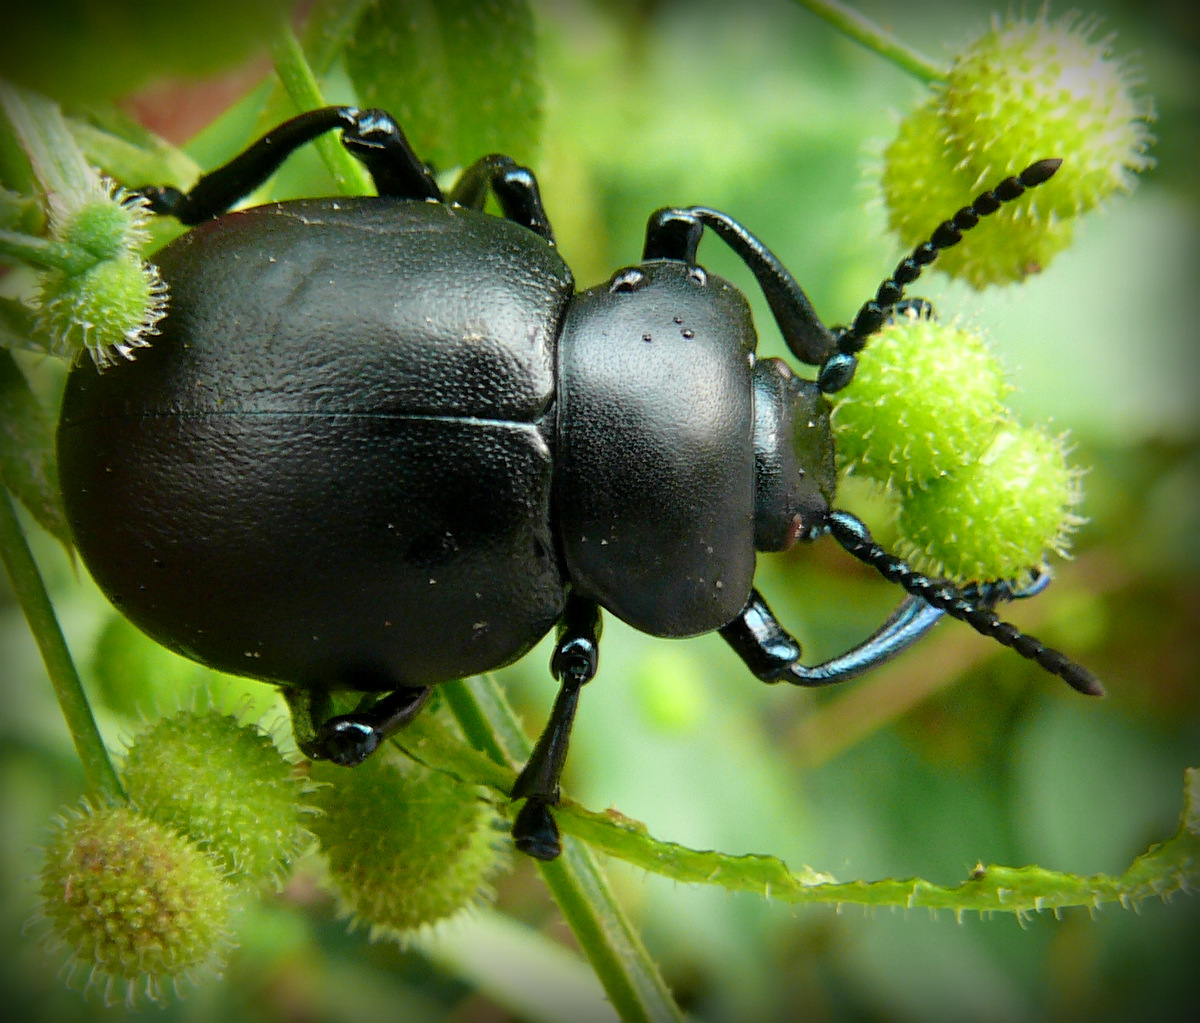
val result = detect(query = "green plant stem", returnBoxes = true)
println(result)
[267,17,373,196]
[792,0,945,83]
[0,487,124,803]
[441,677,684,1023]
[0,230,95,274]
[406,695,1198,917]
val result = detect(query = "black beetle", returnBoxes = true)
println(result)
[56,107,1100,859]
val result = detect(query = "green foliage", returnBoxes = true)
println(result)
[0,349,69,548]
[0,0,293,104]
[344,0,543,169]
[0,1,1194,1021]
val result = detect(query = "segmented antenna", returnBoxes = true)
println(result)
[818,159,1062,393]
[825,510,1103,696]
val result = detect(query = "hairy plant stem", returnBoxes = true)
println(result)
[440,677,685,1023]
[0,487,124,803]
[793,0,945,83]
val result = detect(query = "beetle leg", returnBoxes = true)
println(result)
[448,155,555,243]
[510,595,602,860]
[720,569,1056,687]
[287,685,432,767]
[824,509,1103,695]
[643,206,838,366]
[336,109,443,201]
[135,106,441,224]
[282,686,335,761]
[720,588,945,686]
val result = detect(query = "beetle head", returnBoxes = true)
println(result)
[752,358,836,551]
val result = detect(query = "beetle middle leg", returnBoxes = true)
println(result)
[284,684,432,767]
[510,594,602,860]
[449,154,555,243]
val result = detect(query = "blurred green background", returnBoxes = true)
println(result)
[1,0,1197,1020]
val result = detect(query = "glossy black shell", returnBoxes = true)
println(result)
[57,195,764,694]
[58,198,573,690]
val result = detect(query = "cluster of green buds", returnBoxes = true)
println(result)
[833,309,1082,584]
[882,9,1153,287]
[32,178,168,366]
[838,9,1152,583]
[35,710,312,1005]
[35,703,508,1004]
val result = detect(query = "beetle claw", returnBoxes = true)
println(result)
[512,799,562,861]
[317,718,382,767]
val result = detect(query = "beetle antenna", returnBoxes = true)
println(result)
[824,510,1103,696]
[817,158,1062,393]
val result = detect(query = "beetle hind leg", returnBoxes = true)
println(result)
[135,106,443,224]
[510,595,602,860]
[285,685,432,767]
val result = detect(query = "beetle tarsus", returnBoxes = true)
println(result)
[512,799,562,861]
[509,596,601,858]
[318,718,382,767]
[310,685,433,766]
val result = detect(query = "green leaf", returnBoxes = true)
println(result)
[401,700,1200,918]
[0,348,70,548]
[0,296,51,354]
[0,0,291,104]
[0,186,42,234]
[344,0,543,170]
[67,115,201,195]
[0,82,96,204]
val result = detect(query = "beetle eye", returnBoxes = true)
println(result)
[609,268,647,293]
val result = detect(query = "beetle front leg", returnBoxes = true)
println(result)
[449,155,555,243]
[642,206,837,366]
[719,574,1051,687]
[510,594,602,860]
[720,588,946,686]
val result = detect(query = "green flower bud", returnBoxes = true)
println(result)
[882,98,1074,288]
[36,183,166,366]
[121,710,312,888]
[897,425,1082,583]
[56,185,150,261]
[311,750,506,939]
[36,802,235,1006]
[942,11,1154,219]
[832,311,1010,489]
[37,251,166,366]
